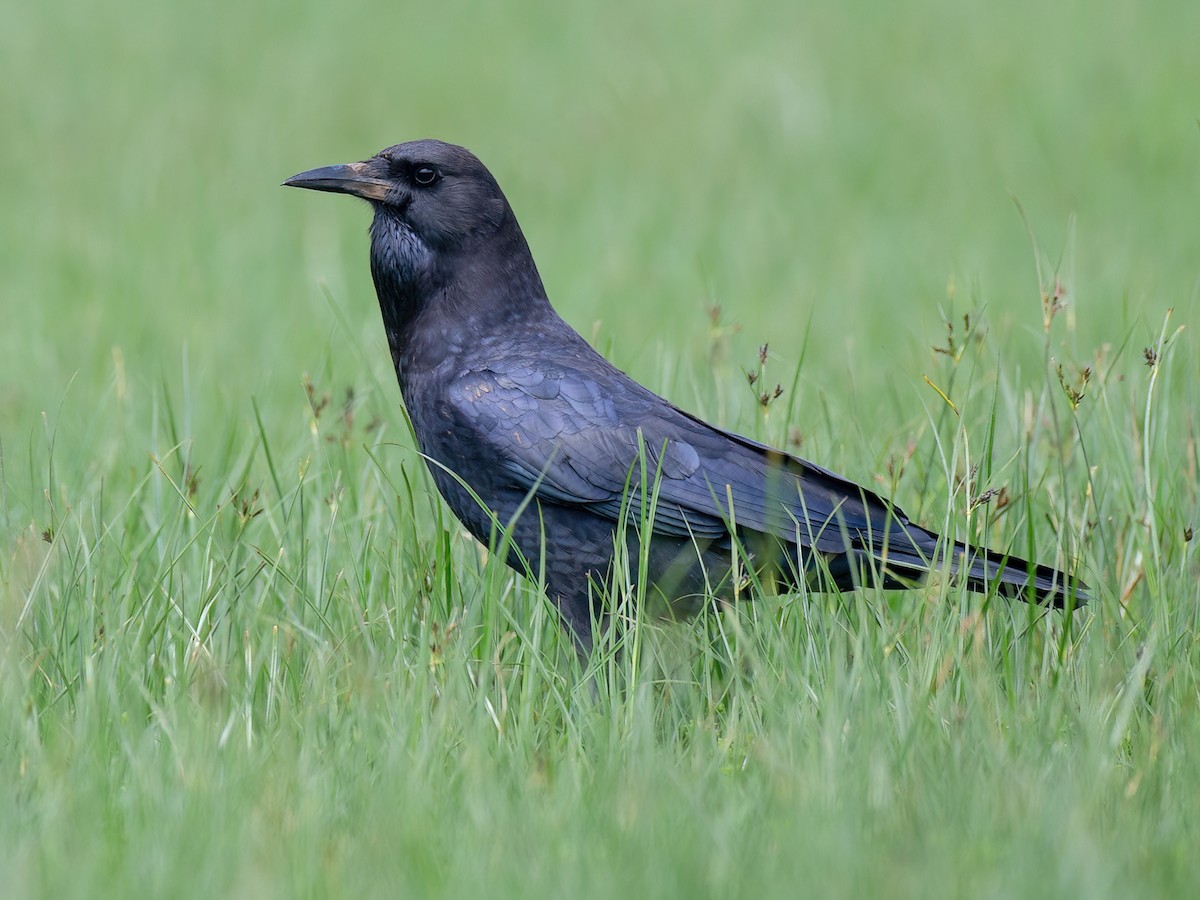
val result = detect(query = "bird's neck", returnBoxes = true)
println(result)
[370,212,554,386]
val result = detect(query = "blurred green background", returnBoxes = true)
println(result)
[2,0,1198,897]
[3,0,1195,436]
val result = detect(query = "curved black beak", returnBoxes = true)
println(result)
[283,160,392,202]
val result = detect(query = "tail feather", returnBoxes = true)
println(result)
[847,523,1090,607]
[768,513,1090,607]
[881,536,1090,608]
[956,541,1090,607]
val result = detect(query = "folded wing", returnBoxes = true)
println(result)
[449,365,935,561]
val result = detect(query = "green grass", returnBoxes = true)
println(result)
[2,0,1199,896]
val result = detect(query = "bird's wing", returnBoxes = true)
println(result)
[448,365,727,538]
[448,365,928,557]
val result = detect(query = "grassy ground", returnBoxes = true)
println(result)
[2,0,1198,896]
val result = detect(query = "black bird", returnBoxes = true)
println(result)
[284,140,1089,651]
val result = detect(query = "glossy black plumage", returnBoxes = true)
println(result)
[285,139,1089,649]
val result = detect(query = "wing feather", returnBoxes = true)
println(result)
[449,368,927,555]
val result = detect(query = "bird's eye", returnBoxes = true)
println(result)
[413,166,439,187]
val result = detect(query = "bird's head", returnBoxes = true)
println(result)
[285,139,512,270]
[285,140,548,353]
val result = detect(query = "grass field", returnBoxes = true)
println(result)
[2,0,1199,896]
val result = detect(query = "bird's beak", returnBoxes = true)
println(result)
[283,160,393,202]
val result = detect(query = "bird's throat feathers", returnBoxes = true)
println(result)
[369,211,434,316]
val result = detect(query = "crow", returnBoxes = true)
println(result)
[284,139,1089,651]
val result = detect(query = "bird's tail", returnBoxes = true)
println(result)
[879,529,1090,608]
[950,540,1089,607]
